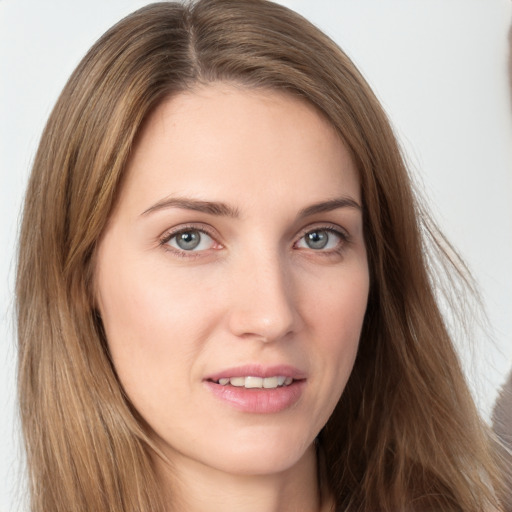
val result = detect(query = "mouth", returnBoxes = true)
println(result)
[204,365,306,413]
[208,375,295,389]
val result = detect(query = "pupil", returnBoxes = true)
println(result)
[177,231,200,250]
[306,230,328,249]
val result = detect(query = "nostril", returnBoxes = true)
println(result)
[226,302,297,342]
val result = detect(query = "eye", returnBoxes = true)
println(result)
[164,228,216,252]
[295,228,345,251]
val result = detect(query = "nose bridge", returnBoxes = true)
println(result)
[227,242,298,342]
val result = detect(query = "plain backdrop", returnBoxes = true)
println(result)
[1,1,512,510]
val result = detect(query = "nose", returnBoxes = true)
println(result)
[226,250,300,343]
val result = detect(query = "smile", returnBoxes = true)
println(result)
[204,366,306,413]
[214,376,294,389]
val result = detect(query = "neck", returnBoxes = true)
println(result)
[156,443,330,512]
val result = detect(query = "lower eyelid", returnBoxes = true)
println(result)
[159,231,212,255]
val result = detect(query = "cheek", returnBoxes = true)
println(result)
[95,253,218,401]
[303,262,369,384]
[304,261,369,336]
[98,253,212,342]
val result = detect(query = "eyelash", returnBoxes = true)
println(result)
[158,223,350,258]
[159,224,218,259]
[295,224,350,252]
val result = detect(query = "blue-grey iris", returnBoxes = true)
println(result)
[305,230,328,249]
[176,230,201,250]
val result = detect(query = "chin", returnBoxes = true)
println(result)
[205,428,317,476]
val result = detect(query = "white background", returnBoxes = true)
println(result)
[1,1,511,510]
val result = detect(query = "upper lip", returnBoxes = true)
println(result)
[205,364,307,382]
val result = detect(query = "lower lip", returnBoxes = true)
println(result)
[204,380,305,413]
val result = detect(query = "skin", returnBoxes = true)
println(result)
[95,84,369,512]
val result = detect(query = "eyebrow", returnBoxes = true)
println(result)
[297,197,362,218]
[141,197,240,218]
[140,195,361,218]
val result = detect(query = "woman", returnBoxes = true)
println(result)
[16,0,505,510]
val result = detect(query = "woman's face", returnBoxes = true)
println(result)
[95,84,369,477]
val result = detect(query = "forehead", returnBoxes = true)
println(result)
[120,83,360,214]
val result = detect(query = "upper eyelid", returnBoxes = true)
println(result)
[160,223,219,242]
[295,222,350,240]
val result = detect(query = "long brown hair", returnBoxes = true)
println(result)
[16,1,503,510]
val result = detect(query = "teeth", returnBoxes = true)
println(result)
[216,376,294,389]
[245,376,263,388]
[229,377,245,387]
[263,376,278,388]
